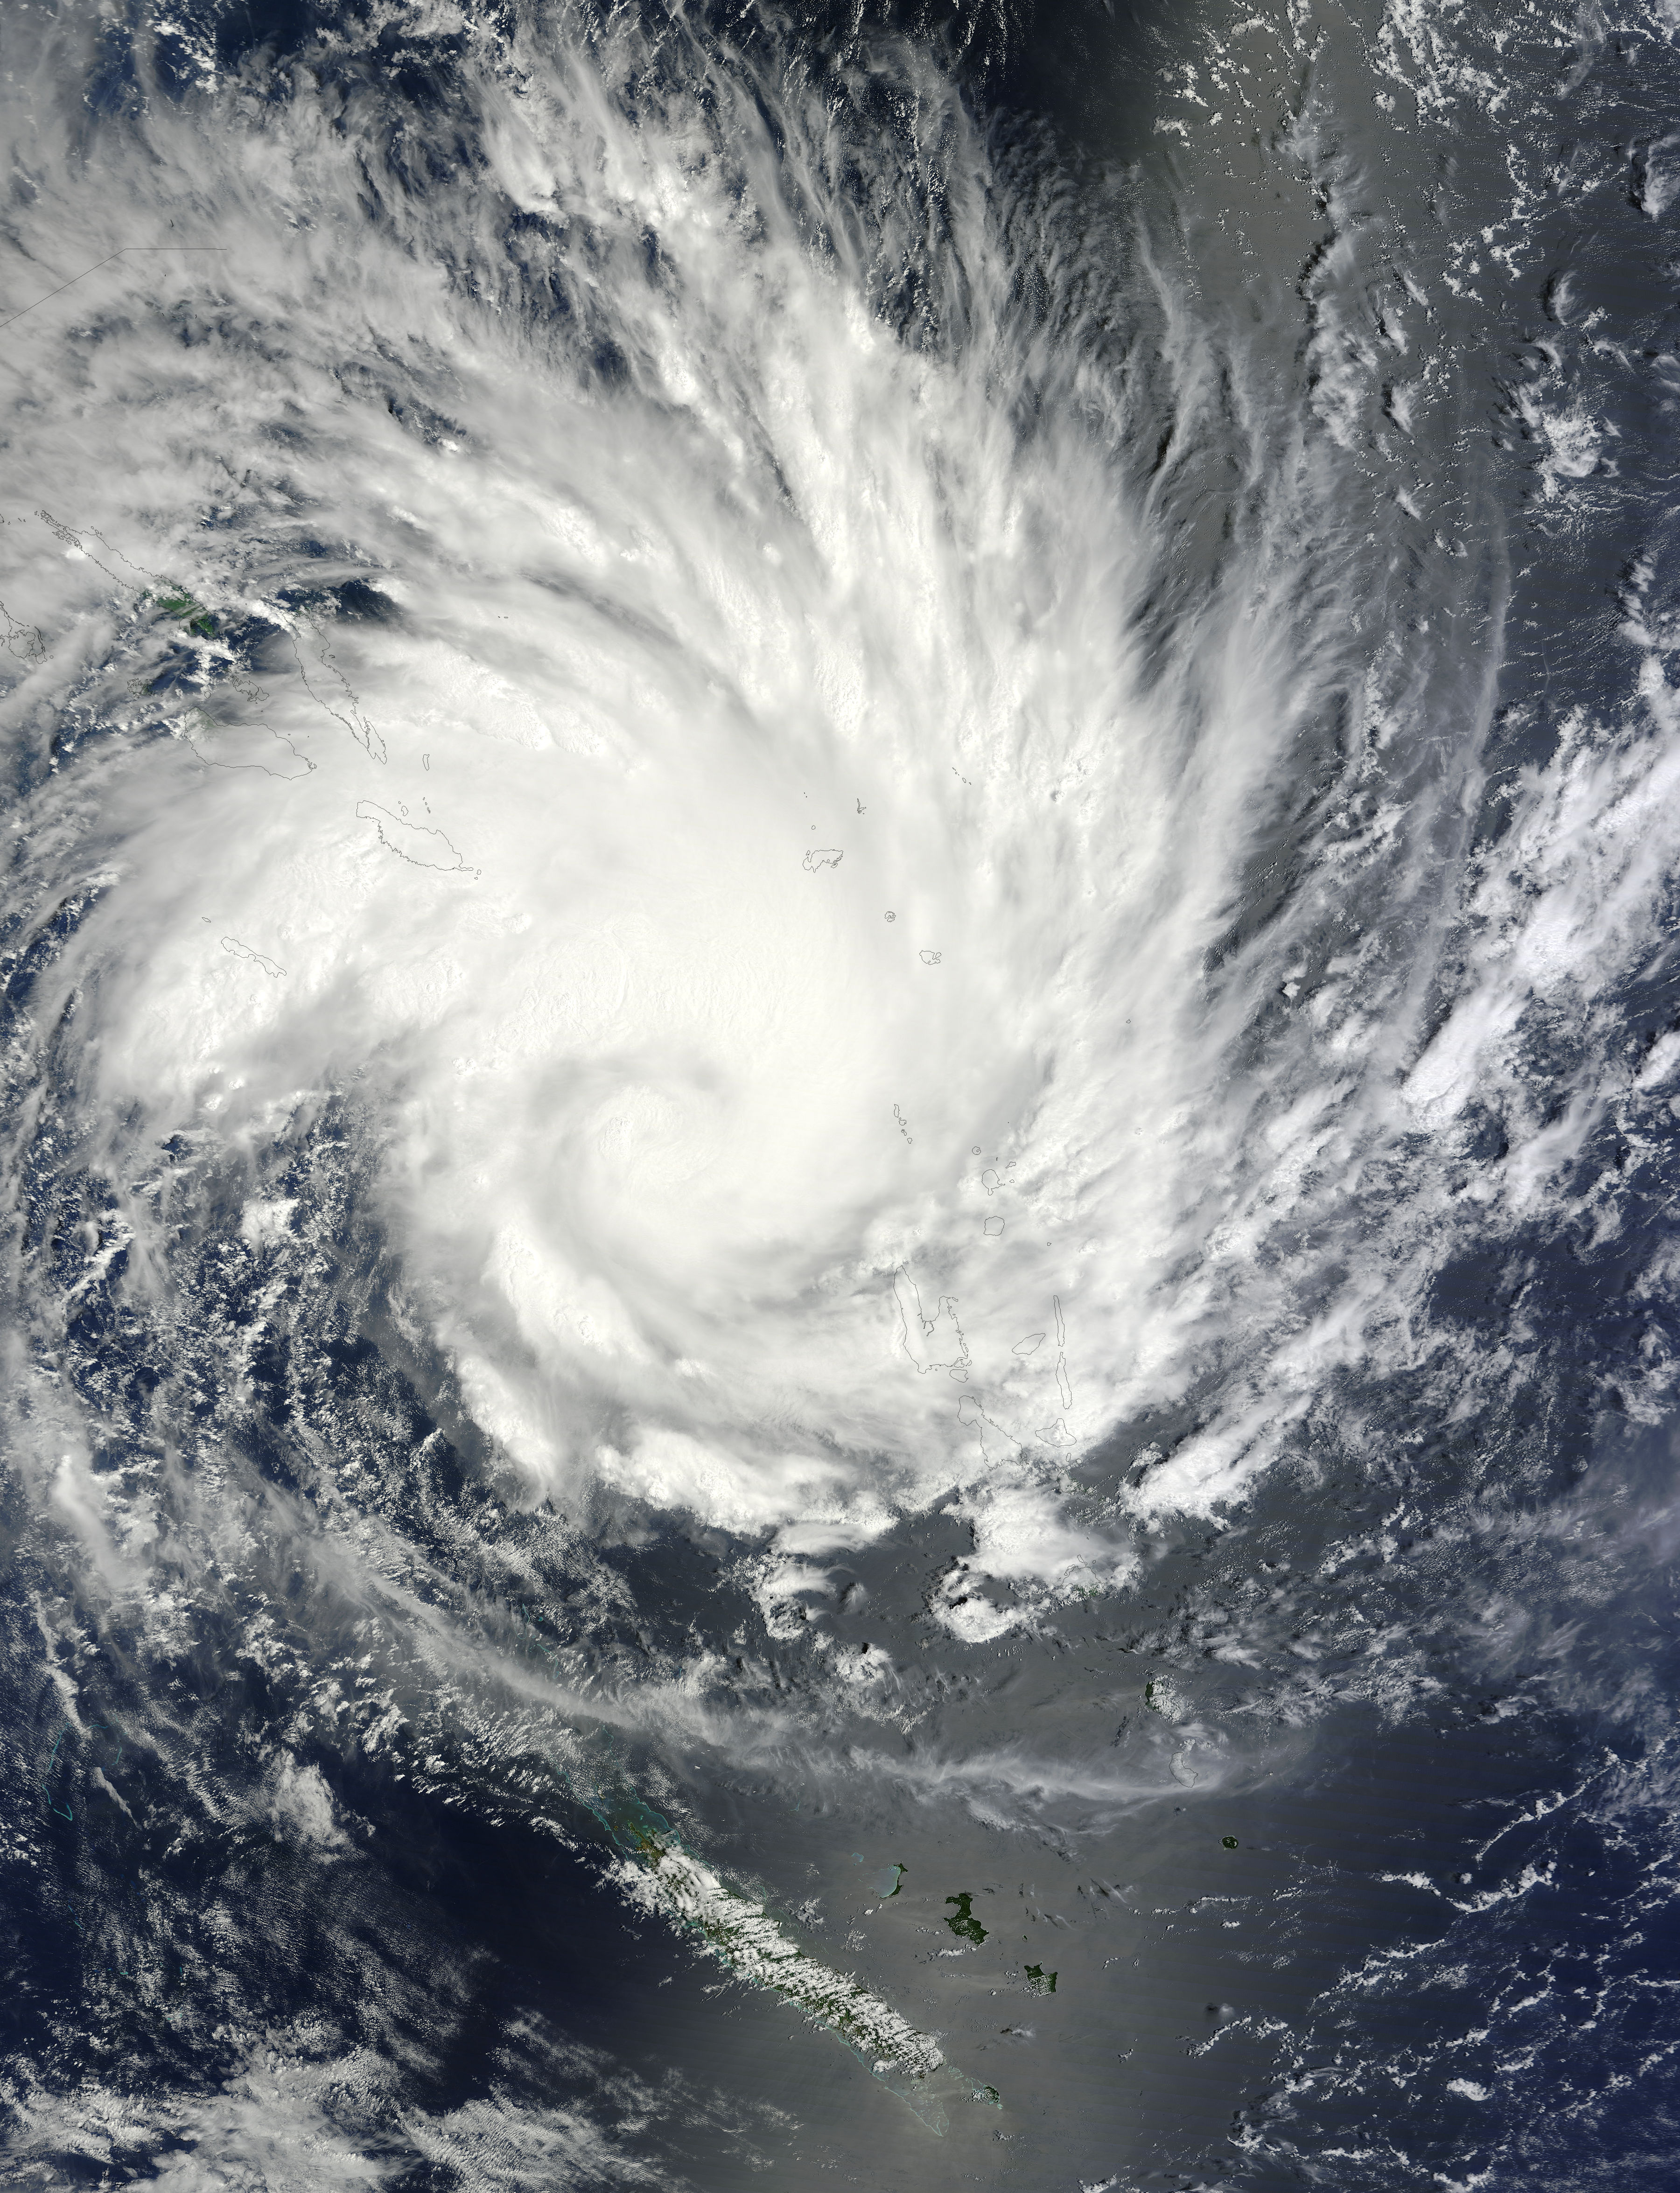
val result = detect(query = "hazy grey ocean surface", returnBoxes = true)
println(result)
[4,0,1680,2184]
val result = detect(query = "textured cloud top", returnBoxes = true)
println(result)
[8,0,1680,2183]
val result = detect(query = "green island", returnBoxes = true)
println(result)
[586,1787,999,2130]
[944,1892,987,1944]
[150,590,217,639]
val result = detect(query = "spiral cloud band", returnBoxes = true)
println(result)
[7,0,1680,2183]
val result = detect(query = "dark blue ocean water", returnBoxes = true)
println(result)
[4,0,1680,2186]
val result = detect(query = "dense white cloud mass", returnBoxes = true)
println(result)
[6,0,1680,1642]
[0,1,1317,1589]
[8,0,1680,2179]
